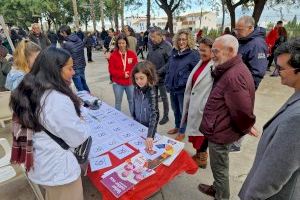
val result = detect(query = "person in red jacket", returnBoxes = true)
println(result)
[266,20,283,71]
[108,34,138,113]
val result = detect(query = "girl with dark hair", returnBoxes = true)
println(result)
[10,47,89,200]
[131,61,159,152]
[108,34,138,113]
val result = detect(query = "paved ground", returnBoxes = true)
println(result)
[0,50,293,200]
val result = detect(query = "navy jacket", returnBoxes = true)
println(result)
[61,34,86,69]
[132,86,159,138]
[165,48,200,93]
[238,27,268,89]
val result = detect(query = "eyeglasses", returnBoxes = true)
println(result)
[211,48,220,55]
[278,65,296,72]
[178,38,187,41]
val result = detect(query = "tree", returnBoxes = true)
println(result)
[147,0,151,29]
[224,0,268,28]
[154,0,184,35]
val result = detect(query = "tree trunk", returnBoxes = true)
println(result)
[120,0,125,29]
[167,11,174,36]
[90,0,97,32]
[71,0,80,31]
[99,0,105,29]
[221,0,225,32]
[114,12,119,31]
[252,0,267,25]
[47,19,51,30]
[146,0,151,29]
[226,2,236,29]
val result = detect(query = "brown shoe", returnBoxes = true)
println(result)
[198,184,216,197]
[167,128,179,135]
[199,152,208,169]
[192,152,207,169]
[175,134,185,141]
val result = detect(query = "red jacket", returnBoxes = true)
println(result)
[108,49,138,86]
[265,27,279,52]
[200,56,256,145]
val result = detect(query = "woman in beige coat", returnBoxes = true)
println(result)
[180,37,214,168]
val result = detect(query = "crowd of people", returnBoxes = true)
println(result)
[0,14,299,200]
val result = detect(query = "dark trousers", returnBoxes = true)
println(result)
[137,48,144,59]
[170,92,186,133]
[87,47,92,61]
[197,138,209,153]
[157,84,169,118]
[208,141,231,200]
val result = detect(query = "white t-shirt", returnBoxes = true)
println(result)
[28,90,90,186]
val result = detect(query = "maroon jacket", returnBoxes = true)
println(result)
[200,55,256,145]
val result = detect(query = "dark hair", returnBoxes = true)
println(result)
[9,47,81,131]
[275,38,300,73]
[224,27,231,34]
[59,25,71,35]
[149,26,163,36]
[277,20,283,25]
[109,28,115,33]
[131,61,158,87]
[198,37,214,48]
[115,34,129,49]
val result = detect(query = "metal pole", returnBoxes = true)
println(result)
[0,15,15,52]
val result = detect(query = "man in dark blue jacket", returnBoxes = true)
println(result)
[235,16,268,90]
[147,27,173,125]
[59,25,90,92]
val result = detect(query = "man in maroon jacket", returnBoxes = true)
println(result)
[198,35,256,200]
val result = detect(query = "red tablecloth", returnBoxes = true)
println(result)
[87,147,198,200]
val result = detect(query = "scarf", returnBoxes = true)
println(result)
[10,113,34,172]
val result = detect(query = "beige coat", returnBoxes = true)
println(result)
[127,36,137,53]
[180,59,214,136]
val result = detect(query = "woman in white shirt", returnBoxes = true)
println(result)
[10,47,90,200]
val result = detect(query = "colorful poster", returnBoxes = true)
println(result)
[101,153,155,198]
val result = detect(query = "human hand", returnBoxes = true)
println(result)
[145,137,154,153]
[125,71,130,78]
[248,126,259,137]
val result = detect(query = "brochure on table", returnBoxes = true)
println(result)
[101,153,155,198]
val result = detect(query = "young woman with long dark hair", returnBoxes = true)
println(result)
[10,47,90,200]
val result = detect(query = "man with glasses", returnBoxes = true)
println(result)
[198,35,256,200]
[239,39,300,200]
[235,16,268,90]
[231,16,268,152]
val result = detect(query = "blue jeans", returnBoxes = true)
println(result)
[170,91,186,134]
[72,67,90,92]
[112,83,134,114]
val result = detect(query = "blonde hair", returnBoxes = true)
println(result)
[13,39,41,73]
[173,29,195,50]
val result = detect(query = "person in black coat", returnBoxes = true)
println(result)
[84,32,94,62]
[59,25,90,92]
